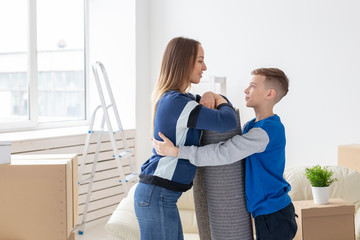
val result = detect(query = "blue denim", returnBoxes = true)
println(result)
[134,182,184,240]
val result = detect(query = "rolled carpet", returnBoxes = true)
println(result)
[193,109,253,240]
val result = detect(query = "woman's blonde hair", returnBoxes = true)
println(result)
[151,37,200,129]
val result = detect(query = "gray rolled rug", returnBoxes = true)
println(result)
[193,109,254,240]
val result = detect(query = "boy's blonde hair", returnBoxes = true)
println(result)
[251,68,289,103]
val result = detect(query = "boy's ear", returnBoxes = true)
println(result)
[266,88,276,100]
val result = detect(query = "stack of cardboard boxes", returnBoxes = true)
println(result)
[0,154,78,240]
[293,144,360,239]
[338,144,360,173]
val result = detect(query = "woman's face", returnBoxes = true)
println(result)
[189,44,207,84]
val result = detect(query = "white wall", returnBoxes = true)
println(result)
[136,0,360,168]
[135,0,152,171]
[89,0,135,130]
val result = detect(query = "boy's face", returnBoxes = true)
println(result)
[244,74,269,108]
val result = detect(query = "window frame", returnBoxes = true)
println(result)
[0,0,89,133]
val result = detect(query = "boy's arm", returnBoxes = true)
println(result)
[180,128,269,166]
[153,128,269,167]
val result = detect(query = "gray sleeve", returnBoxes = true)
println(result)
[178,127,269,167]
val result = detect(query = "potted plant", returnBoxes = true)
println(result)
[304,165,337,204]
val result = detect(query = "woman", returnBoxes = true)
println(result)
[134,36,237,240]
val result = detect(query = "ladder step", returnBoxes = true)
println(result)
[118,173,138,183]
[126,173,138,182]
[113,150,132,159]
[87,129,124,134]
[90,130,108,134]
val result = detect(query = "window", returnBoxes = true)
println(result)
[0,0,86,131]
[0,1,28,123]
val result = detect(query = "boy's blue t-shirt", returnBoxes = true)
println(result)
[139,90,237,192]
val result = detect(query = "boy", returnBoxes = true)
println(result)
[153,68,297,239]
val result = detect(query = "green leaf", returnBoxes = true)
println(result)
[304,165,337,187]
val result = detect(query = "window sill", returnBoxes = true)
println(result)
[0,125,90,142]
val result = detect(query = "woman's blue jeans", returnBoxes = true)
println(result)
[134,182,184,240]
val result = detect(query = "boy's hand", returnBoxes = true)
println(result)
[152,132,179,157]
[200,91,216,109]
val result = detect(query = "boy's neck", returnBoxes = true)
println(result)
[254,107,274,122]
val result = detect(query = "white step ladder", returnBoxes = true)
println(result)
[76,62,137,235]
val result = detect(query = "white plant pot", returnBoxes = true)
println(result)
[311,186,330,204]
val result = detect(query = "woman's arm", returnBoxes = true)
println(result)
[199,91,228,109]
[188,92,237,132]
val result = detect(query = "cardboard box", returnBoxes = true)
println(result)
[0,155,78,240]
[294,198,355,240]
[11,154,79,226]
[338,144,360,172]
[0,141,11,164]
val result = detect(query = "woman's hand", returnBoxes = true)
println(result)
[152,132,179,157]
[200,91,227,109]
[200,91,216,109]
